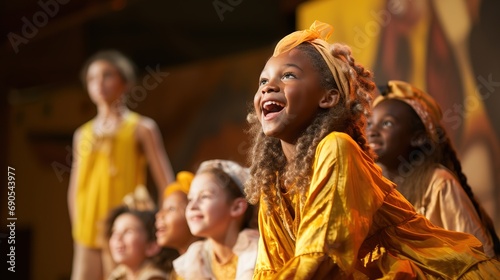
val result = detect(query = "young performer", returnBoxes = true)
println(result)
[173,160,258,280]
[68,50,175,280]
[106,205,171,280]
[245,20,500,278]
[156,171,200,255]
[367,80,499,258]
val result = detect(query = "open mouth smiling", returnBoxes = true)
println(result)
[262,100,285,117]
[368,141,383,151]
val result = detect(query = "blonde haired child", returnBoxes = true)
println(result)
[173,160,258,280]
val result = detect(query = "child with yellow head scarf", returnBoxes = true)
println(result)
[156,171,201,256]
[246,20,500,279]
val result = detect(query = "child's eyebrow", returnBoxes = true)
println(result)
[283,63,303,72]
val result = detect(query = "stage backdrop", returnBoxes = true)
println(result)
[298,0,500,232]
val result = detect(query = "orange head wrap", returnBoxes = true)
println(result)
[273,20,352,101]
[163,171,195,198]
[373,80,443,142]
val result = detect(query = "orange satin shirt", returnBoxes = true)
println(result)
[253,132,499,279]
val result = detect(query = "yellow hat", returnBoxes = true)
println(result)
[373,80,443,142]
[163,171,195,198]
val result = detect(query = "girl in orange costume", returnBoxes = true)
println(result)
[367,80,499,258]
[245,21,500,279]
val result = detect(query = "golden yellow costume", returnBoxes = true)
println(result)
[418,166,495,258]
[253,132,500,279]
[73,112,146,248]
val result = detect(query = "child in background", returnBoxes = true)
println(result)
[245,20,500,279]
[173,160,259,280]
[367,80,499,258]
[155,171,201,254]
[106,205,172,280]
[68,50,175,280]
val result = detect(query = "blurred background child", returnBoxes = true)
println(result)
[106,205,172,280]
[68,50,175,280]
[156,171,201,255]
[367,80,499,258]
[155,171,202,279]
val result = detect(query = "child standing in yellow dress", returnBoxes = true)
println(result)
[68,50,175,280]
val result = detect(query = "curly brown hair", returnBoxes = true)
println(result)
[245,42,376,210]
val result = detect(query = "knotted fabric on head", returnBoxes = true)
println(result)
[273,20,351,100]
[196,159,249,193]
[163,171,195,198]
[373,80,443,142]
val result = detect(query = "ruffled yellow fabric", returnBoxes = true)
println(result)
[373,80,443,142]
[73,112,146,248]
[253,132,500,279]
[273,20,352,103]
[273,20,333,56]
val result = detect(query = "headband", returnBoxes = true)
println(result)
[273,20,352,100]
[197,159,249,193]
[373,80,443,142]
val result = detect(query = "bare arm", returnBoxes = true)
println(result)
[67,128,82,227]
[136,116,175,205]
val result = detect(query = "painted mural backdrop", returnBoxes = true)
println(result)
[299,0,500,231]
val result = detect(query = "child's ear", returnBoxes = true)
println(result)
[230,198,248,218]
[319,89,339,109]
[145,242,161,258]
[411,131,427,147]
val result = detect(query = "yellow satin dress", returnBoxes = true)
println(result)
[253,132,499,279]
[72,112,146,248]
